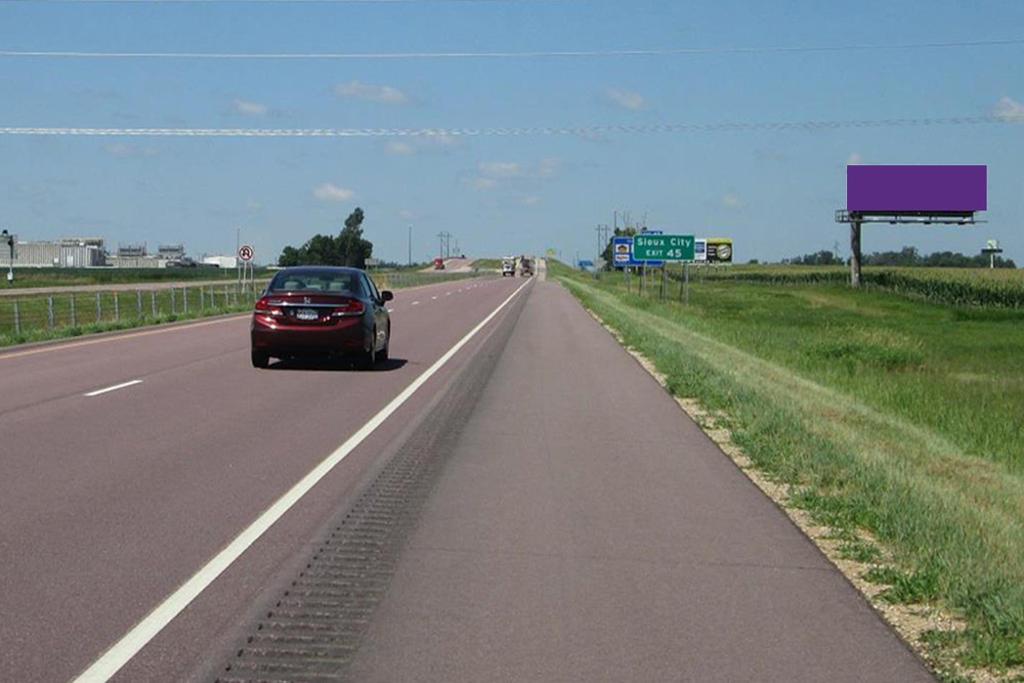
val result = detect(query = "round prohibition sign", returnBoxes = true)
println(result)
[238,244,255,262]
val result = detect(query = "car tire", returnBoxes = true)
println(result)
[251,349,270,368]
[360,330,378,370]
[380,326,390,362]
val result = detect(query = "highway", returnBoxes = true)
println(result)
[0,267,933,682]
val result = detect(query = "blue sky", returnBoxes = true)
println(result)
[1,0,1022,265]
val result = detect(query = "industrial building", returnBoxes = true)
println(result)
[10,238,107,268]
[3,237,200,268]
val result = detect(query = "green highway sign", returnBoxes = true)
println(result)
[632,234,696,262]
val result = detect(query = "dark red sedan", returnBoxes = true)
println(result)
[250,266,393,368]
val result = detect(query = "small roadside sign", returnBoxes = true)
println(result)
[612,236,634,266]
[633,234,695,262]
[694,239,707,262]
[238,244,255,262]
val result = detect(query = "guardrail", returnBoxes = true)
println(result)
[0,282,264,345]
[0,271,493,346]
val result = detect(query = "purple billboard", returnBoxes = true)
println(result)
[847,165,987,214]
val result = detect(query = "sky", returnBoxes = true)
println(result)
[0,0,1022,265]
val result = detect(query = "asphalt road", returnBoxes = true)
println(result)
[0,275,525,682]
[1,269,933,682]
[344,279,934,682]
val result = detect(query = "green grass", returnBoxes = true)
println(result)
[2,266,277,289]
[372,270,486,290]
[552,261,1024,672]
[471,258,502,270]
[699,264,1024,308]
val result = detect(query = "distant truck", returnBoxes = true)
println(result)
[501,257,516,277]
[520,256,534,277]
[433,257,446,270]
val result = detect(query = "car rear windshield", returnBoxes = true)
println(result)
[268,271,364,296]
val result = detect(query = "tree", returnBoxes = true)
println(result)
[277,207,374,267]
[784,250,844,266]
[336,208,373,268]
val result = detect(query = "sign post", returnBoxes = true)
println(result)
[238,244,255,292]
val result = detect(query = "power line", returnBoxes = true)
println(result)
[0,116,1015,139]
[2,38,1022,61]
[1,0,578,4]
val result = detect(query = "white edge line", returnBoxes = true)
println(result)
[72,277,532,683]
[83,379,143,397]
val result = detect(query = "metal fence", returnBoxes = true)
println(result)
[0,271,491,341]
[0,282,261,340]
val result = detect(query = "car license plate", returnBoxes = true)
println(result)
[295,308,319,321]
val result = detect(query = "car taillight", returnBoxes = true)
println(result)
[254,297,283,317]
[331,299,365,317]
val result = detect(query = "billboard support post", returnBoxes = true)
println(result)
[850,217,862,289]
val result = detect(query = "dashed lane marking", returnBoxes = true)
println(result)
[70,277,533,683]
[84,379,143,397]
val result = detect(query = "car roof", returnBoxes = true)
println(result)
[275,266,365,275]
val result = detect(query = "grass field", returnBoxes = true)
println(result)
[470,258,502,270]
[699,264,1024,308]
[1,266,276,289]
[552,261,1024,677]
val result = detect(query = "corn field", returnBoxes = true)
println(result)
[697,266,1024,308]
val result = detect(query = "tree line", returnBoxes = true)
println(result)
[278,208,374,268]
[785,246,1016,268]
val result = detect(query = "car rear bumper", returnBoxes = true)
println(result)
[251,315,366,355]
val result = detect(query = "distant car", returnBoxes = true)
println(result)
[433,257,446,270]
[501,258,516,277]
[250,266,392,369]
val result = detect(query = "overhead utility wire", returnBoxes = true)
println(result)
[1,0,578,4]
[2,38,1022,60]
[0,116,1015,139]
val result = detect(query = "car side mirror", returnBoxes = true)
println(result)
[381,290,394,302]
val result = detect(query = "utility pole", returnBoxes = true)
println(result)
[2,229,14,284]
[236,227,241,287]
[437,231,453,260]
[408,225,412,266]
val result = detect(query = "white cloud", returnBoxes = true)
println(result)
[469,177,498,190]
[721,193,743,209]
[385,134,458,156]
[334,81,408,105]
[104,143,158,158]
[522,195,542,206]
[313,183,355,202]
[386,141,416,156]
[847,152,863,165]
[605,88,647,111]
[537,157,561,177]
[232,98,268,116]
[994,96,1024,122]
[468,158,563,191]
[478,161,523,178]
